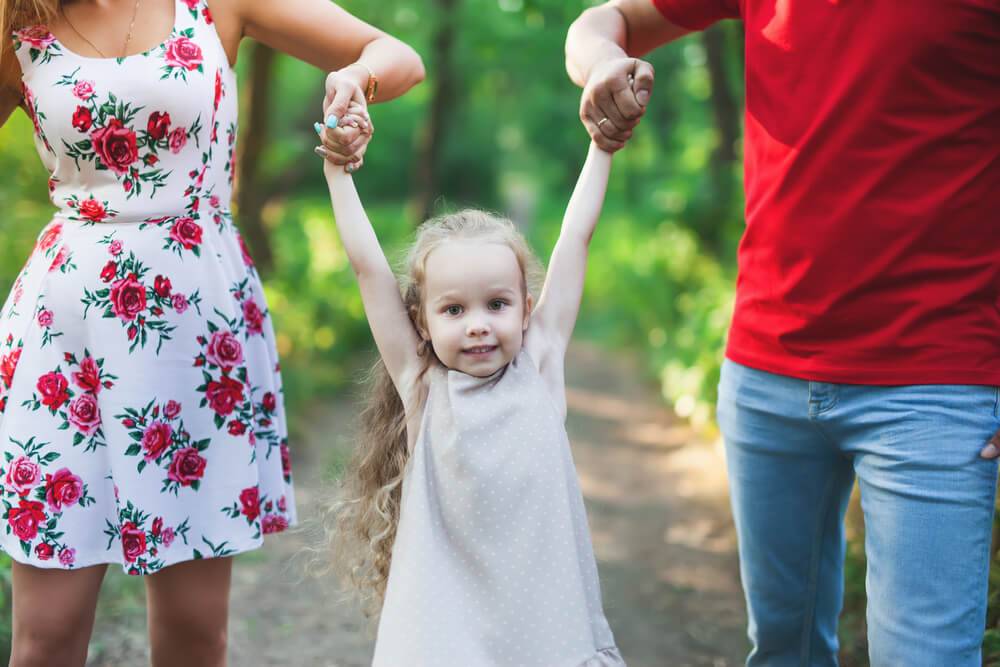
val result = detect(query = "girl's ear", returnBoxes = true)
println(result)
[522,294,534,331]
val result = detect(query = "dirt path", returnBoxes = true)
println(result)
[87,342,748,666]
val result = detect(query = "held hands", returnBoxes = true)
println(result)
[314,68,375,173]
[314,100,373,174]
[580,57,654,152]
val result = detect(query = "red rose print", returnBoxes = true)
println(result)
[100,260,117,283]
[15,26,55,50]
[280,441,291,478]
[108,240,123,256]
[37,223,62,251]
[72,356,101,393]
[68,393,101,435]
[183,0,198,9]
[120,521,147,562]
[205,376,244,416]
[5,456,40,496]
[167,447,206,486]
[164,400,182,419]
[277,496,287,512]
[152,517,163,537]
[162,527,175,547]
[242,300,263,335]
[72,106,92,132]
[213,69,223,110]
[169,217,202,249]
[109,273,147,321]
[168,127,187,154]
[144,154,159,166]
[37,309,53,328]
[8,499,46,541]
[228,420,246,436]
[47,247,70,273]
[262,392,277,413]
[154,275,172,298]
[142,421,173,461]
[59,547,76,566]
[72,80,95,101]
[206,331,243,370]
[262,515,288,535]
[237,234,254,268]
[239,487,260,521]
[1,348,21,389]
[90,118,139,175]
[164,36,203,71]
[147,111,171,141]
[35,543,54,560]
[37,371,70,410]
[78,197,106,223]
[44,468,83,512]
[171,293,189,314]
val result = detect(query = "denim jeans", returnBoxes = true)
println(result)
[717,359,1000,667]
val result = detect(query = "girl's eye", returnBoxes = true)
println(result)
[445,305,463,316]
[489,299,507,311]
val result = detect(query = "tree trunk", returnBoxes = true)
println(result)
[412,0,459,223]
[236,42,277,277]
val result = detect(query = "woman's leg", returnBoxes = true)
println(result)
[145,556,233,667]
[10,561,107,667]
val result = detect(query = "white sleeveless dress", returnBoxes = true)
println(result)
[1,0,295,575]
[373,350,625,667]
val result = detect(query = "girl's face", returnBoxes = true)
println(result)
[421,240,532,377]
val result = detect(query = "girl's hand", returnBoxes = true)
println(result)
[315,101,373,173]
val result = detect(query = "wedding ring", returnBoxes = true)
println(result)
[597,117,609,128]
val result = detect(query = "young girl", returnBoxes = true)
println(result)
[317,114,624,665]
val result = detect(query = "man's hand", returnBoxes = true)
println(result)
[579,57,654,152]
[980,427,1000,459]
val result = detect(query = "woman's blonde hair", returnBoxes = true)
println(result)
[2,1,56,66]
[315,209,543,619]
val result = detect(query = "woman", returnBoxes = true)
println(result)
[0,0,423,664]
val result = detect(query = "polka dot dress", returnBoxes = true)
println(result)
[372,350,625,666]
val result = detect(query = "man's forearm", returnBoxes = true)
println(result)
[565,5,629,88]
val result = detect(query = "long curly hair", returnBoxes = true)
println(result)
[314,209,544,619]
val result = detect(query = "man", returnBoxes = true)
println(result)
[566,2,1000,665]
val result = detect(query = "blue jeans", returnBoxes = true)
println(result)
[717,359,1000,667]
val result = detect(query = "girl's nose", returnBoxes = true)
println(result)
[466,322,490,337]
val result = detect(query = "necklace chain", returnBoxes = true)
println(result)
[60,0,143,59]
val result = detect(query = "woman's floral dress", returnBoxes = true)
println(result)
[1,0,295,575]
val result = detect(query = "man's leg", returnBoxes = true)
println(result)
[719,360,854,667]
[842,384,1000,667]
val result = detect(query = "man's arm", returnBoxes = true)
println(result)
[565,0,689,151]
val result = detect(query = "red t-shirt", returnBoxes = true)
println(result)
[651,0,1000,385]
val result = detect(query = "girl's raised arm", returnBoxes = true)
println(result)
[322,159,423,396]
[531,143,612,359]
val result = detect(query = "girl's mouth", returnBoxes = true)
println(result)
[463,345,497,356]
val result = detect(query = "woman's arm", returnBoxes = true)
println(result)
[321,157,423,396]
[233,0,425,103]
[529,143,612,362]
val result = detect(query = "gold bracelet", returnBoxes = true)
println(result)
[354,61,378,103]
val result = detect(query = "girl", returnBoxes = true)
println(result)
[316,111,626,665]
[0,0,422,664]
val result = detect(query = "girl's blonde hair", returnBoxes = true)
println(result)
[2,1,55,66]
[317,209,543,618]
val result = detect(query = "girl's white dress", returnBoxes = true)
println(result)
[373,349,625,666]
